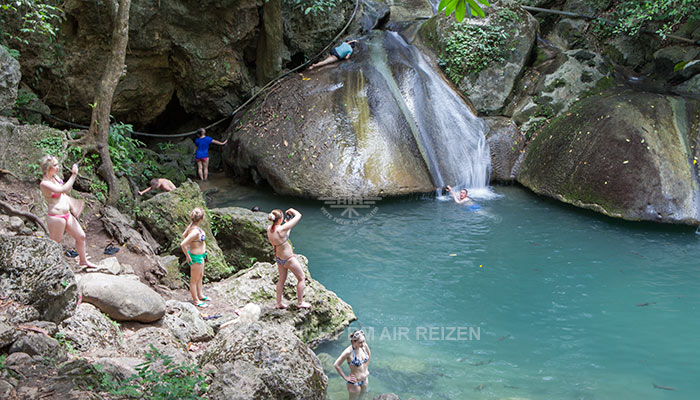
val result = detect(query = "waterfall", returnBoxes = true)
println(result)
[368,31,491,189]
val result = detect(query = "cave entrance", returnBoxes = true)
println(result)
[139,92,208,144]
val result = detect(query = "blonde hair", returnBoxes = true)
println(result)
[183,207,205,237]
[268,209,283,232]
[40,154,58,175]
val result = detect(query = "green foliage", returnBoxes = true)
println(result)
[1,44,20,59]
[108,120,146,175]
[0,0,64,45]
[438,0,490,22]
[90,180,108,202]
[95,345,208,399]
[54,332,78,355]
[594,0,700,38]
[14,87,39,109]
[438,17,512,81]
[157,142,174,152]
[33,132,64,156]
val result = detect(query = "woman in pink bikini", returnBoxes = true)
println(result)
[267,208,311,309]
[39,155,96,268]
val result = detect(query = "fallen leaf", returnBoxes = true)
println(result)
[283,140,288,147]
[329,162,333,169]
[623,160,629,164]
[302,77,310,81]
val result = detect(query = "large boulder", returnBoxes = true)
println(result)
[78,273,165,323]
[418,5,538,115]
[0,45,21,114]
[226,30,490,196]
[0,236,77,323]
[162,300,215,343]
[136,180,231,281]
[518,88,700,224]
[58,303,123,353]
[210,207,275,270]
[210,255,356,347]
[202,320,327,400]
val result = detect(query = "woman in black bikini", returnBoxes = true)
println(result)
[267,208,311,309]
[334,329,371,399]
[39,154,96,268]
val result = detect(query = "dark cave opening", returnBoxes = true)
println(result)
[286,52,307,71]
[139,93,208,142]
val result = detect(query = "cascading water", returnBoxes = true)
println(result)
[366,31,491,190]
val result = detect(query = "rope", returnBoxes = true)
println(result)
[522,5,699,46]
[19,0,361,138]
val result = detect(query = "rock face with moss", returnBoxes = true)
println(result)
[137,180,232,281]
[202,320,328,400]
[518,89,700,224]
[0,236,78,323]
[211,255,356,347]
[9,0,353,126]
[418,6,538,115]
[0,123,66,181]
[210,207,274,270]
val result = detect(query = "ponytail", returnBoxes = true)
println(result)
[268,209,283,233]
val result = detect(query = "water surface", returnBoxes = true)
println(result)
[210,182,700,400]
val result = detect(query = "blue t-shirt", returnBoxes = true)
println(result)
[194,136,213,159]
[334,42,353,59]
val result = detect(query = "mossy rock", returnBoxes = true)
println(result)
[0,122,67,181]
[210,207,274,271]
[518,88,700,225]
[136,180,233,281]
[212,255,356,347]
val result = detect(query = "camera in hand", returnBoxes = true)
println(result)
[284,212,294,222]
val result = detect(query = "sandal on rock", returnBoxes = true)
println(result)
[201,296,210,302]
[196,302,209,308]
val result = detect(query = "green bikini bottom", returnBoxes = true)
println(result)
[188,251,207,266]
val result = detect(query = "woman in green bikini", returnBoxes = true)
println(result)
[180,208,210,308]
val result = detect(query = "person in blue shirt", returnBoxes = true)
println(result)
[308,40,358,70]
[194,128,227,181]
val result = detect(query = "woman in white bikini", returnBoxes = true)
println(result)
[180,208,210,308]
[334,329,371,399]
[267,208,311,309]
[39,155,96,268]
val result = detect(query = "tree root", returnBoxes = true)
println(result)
[0,200,48,233]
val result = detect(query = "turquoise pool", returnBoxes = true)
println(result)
[211,182,700,399]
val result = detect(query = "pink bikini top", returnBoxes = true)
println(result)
[50,177,63,198]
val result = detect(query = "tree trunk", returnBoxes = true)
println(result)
[88,0,131,206]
